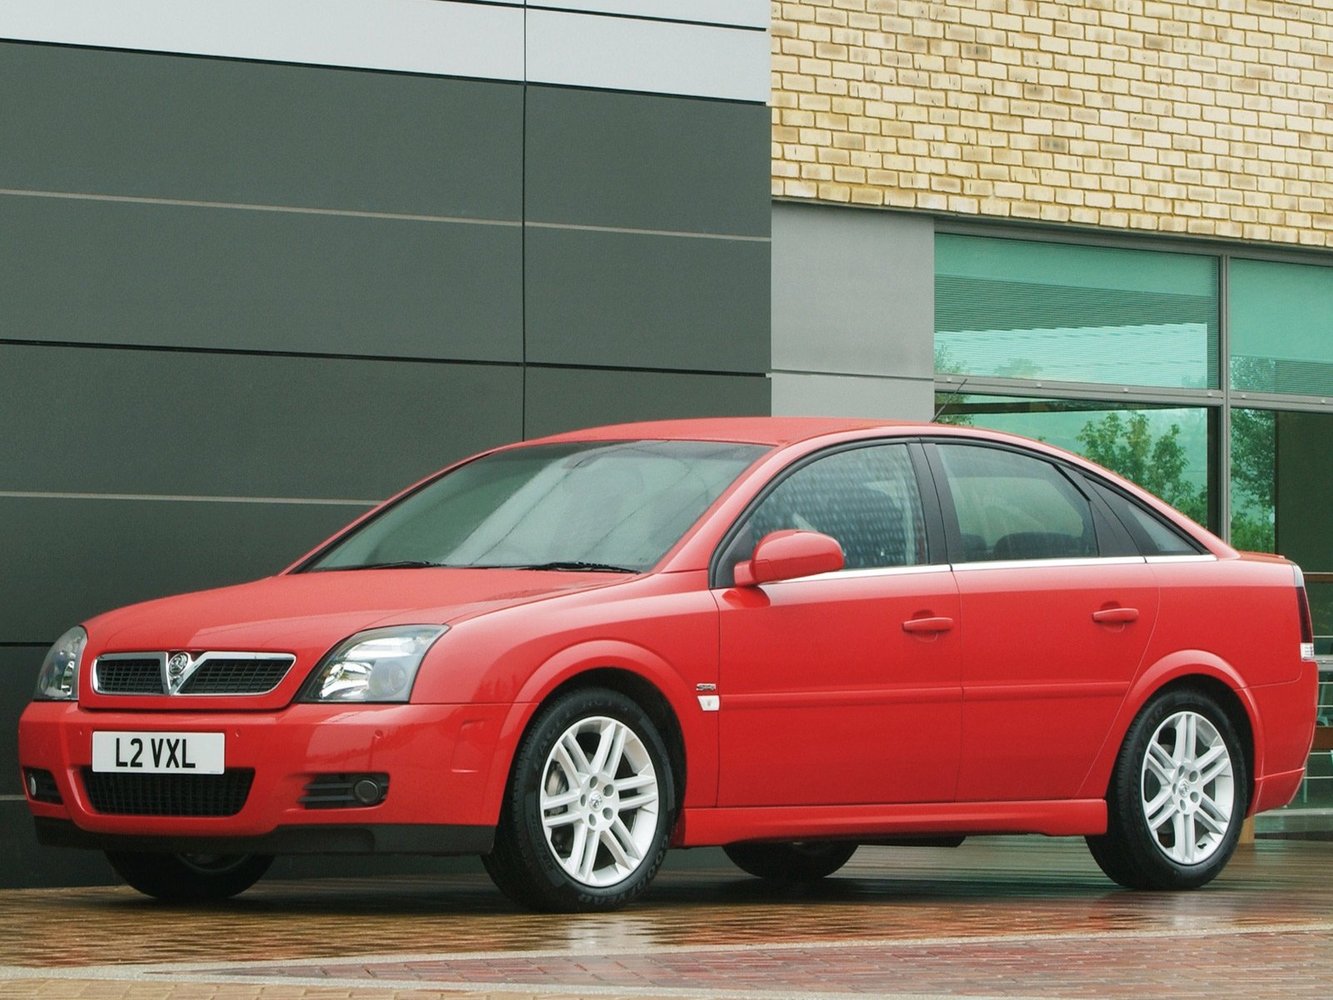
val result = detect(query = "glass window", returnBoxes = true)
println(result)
[1229,407,1276,553]
[1231,259,1333,397]
[936,444,1096,561]
[1231,409,1333,654]
[1082,477,1203,557]
[307,440,766,573]
[723,444,927,574]
[935,234,1218,388]
[935,394,1214,531]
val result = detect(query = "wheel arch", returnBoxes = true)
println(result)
[1080,653,1261,808]
[535,667,688,807]
[484,642,706,828]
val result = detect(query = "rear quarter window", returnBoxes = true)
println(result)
[1082,477,1205,556]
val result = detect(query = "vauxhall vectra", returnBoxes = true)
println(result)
[20,418,1319,910]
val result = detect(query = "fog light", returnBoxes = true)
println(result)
[352,777,385,806]
[22,768,62,804]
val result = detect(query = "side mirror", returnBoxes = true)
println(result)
[733,530,845,587]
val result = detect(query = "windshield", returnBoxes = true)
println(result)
[304,440,766,573]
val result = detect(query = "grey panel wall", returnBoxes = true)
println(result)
[2,8,770,886]
[771,202,935,419]
[0,44,524,360]
[0,344,524,648]
[525,227,770,373]
[523,85,771,417]
[2,197,522,360]
[524,87,769,236]
[0,45,524,217]
[525,368,770,439]
[0,346,519,501]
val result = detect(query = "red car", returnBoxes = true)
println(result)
[19,418,1319,911]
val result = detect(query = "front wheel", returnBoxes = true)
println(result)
[1087,688,1248,890]
[483,687,676,912]
[724,841,858,881]
[106,851,272,902]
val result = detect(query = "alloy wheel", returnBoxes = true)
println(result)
[1139,710,1236,866]
[539,715,661,887]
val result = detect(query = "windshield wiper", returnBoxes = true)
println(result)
[314,560,445,572]
[510,561,637,573]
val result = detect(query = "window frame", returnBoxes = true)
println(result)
[708,439,946,589]
[920,439,1136,565]
[1074,471,1208,557]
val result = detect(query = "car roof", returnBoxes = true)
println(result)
[528,416,926,447]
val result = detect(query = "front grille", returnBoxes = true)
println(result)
[81,768,254,817]
[179,658,291,695]
[92,653,294,696]
[93,657,163,695]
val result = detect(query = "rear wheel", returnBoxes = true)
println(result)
[106,851,272,902]
[483,687,676,912]
[1087,688,1247,890]
[724,841,857,881]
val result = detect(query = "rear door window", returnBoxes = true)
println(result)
[934,444,1097,562]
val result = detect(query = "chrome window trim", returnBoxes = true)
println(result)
[1144,554,1220,564]
[92,650,297,696]
[757,563,952,587]
[949,555,1149,572]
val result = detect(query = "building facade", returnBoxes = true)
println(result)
[771,0,1333,832]
[1,0,1327,886]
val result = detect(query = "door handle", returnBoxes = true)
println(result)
[1092,607,1139,625]
[902,616,954,634]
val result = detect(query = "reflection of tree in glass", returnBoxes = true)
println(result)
[1077,412,1208,526]
[932,345,974,426]
[1076,409,1276,552]
[1228,408,1275,552]
[1228,357,1278,553]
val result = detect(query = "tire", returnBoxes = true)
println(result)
[724,841,858,882]
[1086,688,1248,890]
[483,687,676,912]
[106,851,272,902]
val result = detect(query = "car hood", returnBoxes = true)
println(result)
[86,568,628,653]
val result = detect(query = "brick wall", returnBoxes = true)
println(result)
[772,0,1333,246]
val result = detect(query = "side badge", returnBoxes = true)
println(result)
[695,682,719,712]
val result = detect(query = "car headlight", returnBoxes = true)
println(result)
[299,626,447,703]
[34,626,88,701]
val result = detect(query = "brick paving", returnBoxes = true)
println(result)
[1,837,1330,999]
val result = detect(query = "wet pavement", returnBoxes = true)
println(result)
[1,836,1330,998]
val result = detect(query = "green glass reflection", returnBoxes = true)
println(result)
[935,234,1218,388]
[1229,408,1275,553]
[936,394,1212,527]
[1231,258,1333,397]
[1231,406,1333,570]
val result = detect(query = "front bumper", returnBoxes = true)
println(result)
[18,700,506,853]
[32,817,493,855]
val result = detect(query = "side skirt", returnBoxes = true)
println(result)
[676,799,1107,846]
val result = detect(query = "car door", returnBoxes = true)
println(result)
[926,441,1160,803]
[713,441,962,807]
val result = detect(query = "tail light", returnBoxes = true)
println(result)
[1295,565,1315,661]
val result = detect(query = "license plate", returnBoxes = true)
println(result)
[91,732,225,774]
